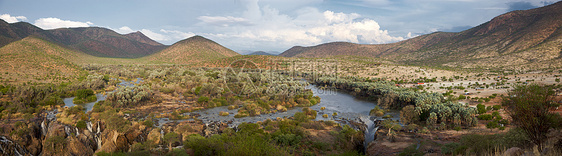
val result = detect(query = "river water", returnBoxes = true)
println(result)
[62,78,143,112]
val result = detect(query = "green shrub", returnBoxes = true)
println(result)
[477,114,493,120]
[76,120,87,129]
[159,87,175,94]
[86,95,97,102]
[75,89,94,99]
[142,119,154,128]
[370,106,385,116]
[492,105,501,110]
[197,96,209,103]
[441,142,461,154]
[274,133,302,146]
[477,104,486,114]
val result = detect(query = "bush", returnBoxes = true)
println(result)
[142,119,154,128]
[75,89,94,99]
[76,120,87,129]
[492,105,501,110]
[197,96,209,103]
[477,114,493,120]
[293,112,309,123]
[477,104,486,114]
[159,87,175,94]
[370,106,385,116]
[274,133,302,146]
[441,142,461,154]
[219,111,229,116]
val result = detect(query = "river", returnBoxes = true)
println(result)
[161,82,399,146]
[62,78,143,113]
[63,78,399,146]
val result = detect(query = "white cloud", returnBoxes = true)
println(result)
[34,18,93,29]
[160,29,196,41]
[116,26,135,34]
[140,29,167,41]
[197,3,404,50]
[134,28,196,43]
[198,16,251,27]
[0,14,27,23]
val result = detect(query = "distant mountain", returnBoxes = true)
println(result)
[280,1,562,69]
[37,27,167,58]
[0,37,87,83]
[247,51,277,56]
[238,50,280,55]
[145,35,239,64]
[124,31,164,46]
[0,20,167,58]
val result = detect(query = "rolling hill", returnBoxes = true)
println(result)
[0,37,88,83]
[280,1,562,69]
[145,35,239,64]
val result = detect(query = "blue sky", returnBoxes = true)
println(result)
[0,0,558,52]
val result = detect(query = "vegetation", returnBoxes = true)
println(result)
[503,84,562,151]
[313,76,477,129]
[73,89,96,104]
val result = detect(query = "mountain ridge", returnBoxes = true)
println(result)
[280,1,562,69]
[0,20,167,58]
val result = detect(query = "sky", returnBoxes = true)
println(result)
[0,0,559,52]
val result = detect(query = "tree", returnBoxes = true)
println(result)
[164,132,180,153]
[503,84,561,151]
[381,120,401,142]
[399,105,417,124]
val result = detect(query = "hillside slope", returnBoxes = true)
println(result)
[0,37,87,83]
[145,35,239,64]
[280,2,562,69]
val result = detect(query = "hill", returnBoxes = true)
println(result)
[0,19,167,58]
[280,1,562,69]
[0,37,87,84]
[145,35,239,64]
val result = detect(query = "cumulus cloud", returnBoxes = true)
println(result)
[34,18,93,29]
[0,14,27,23]
[140,29,167,41]
[116,26,135,34]
[160,29,196,41]
[507,1,537,11]
[197,3,404,50]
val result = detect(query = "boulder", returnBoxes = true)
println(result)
[98,130,119,153]
[147,128,162,145]
[68,136,94,156]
